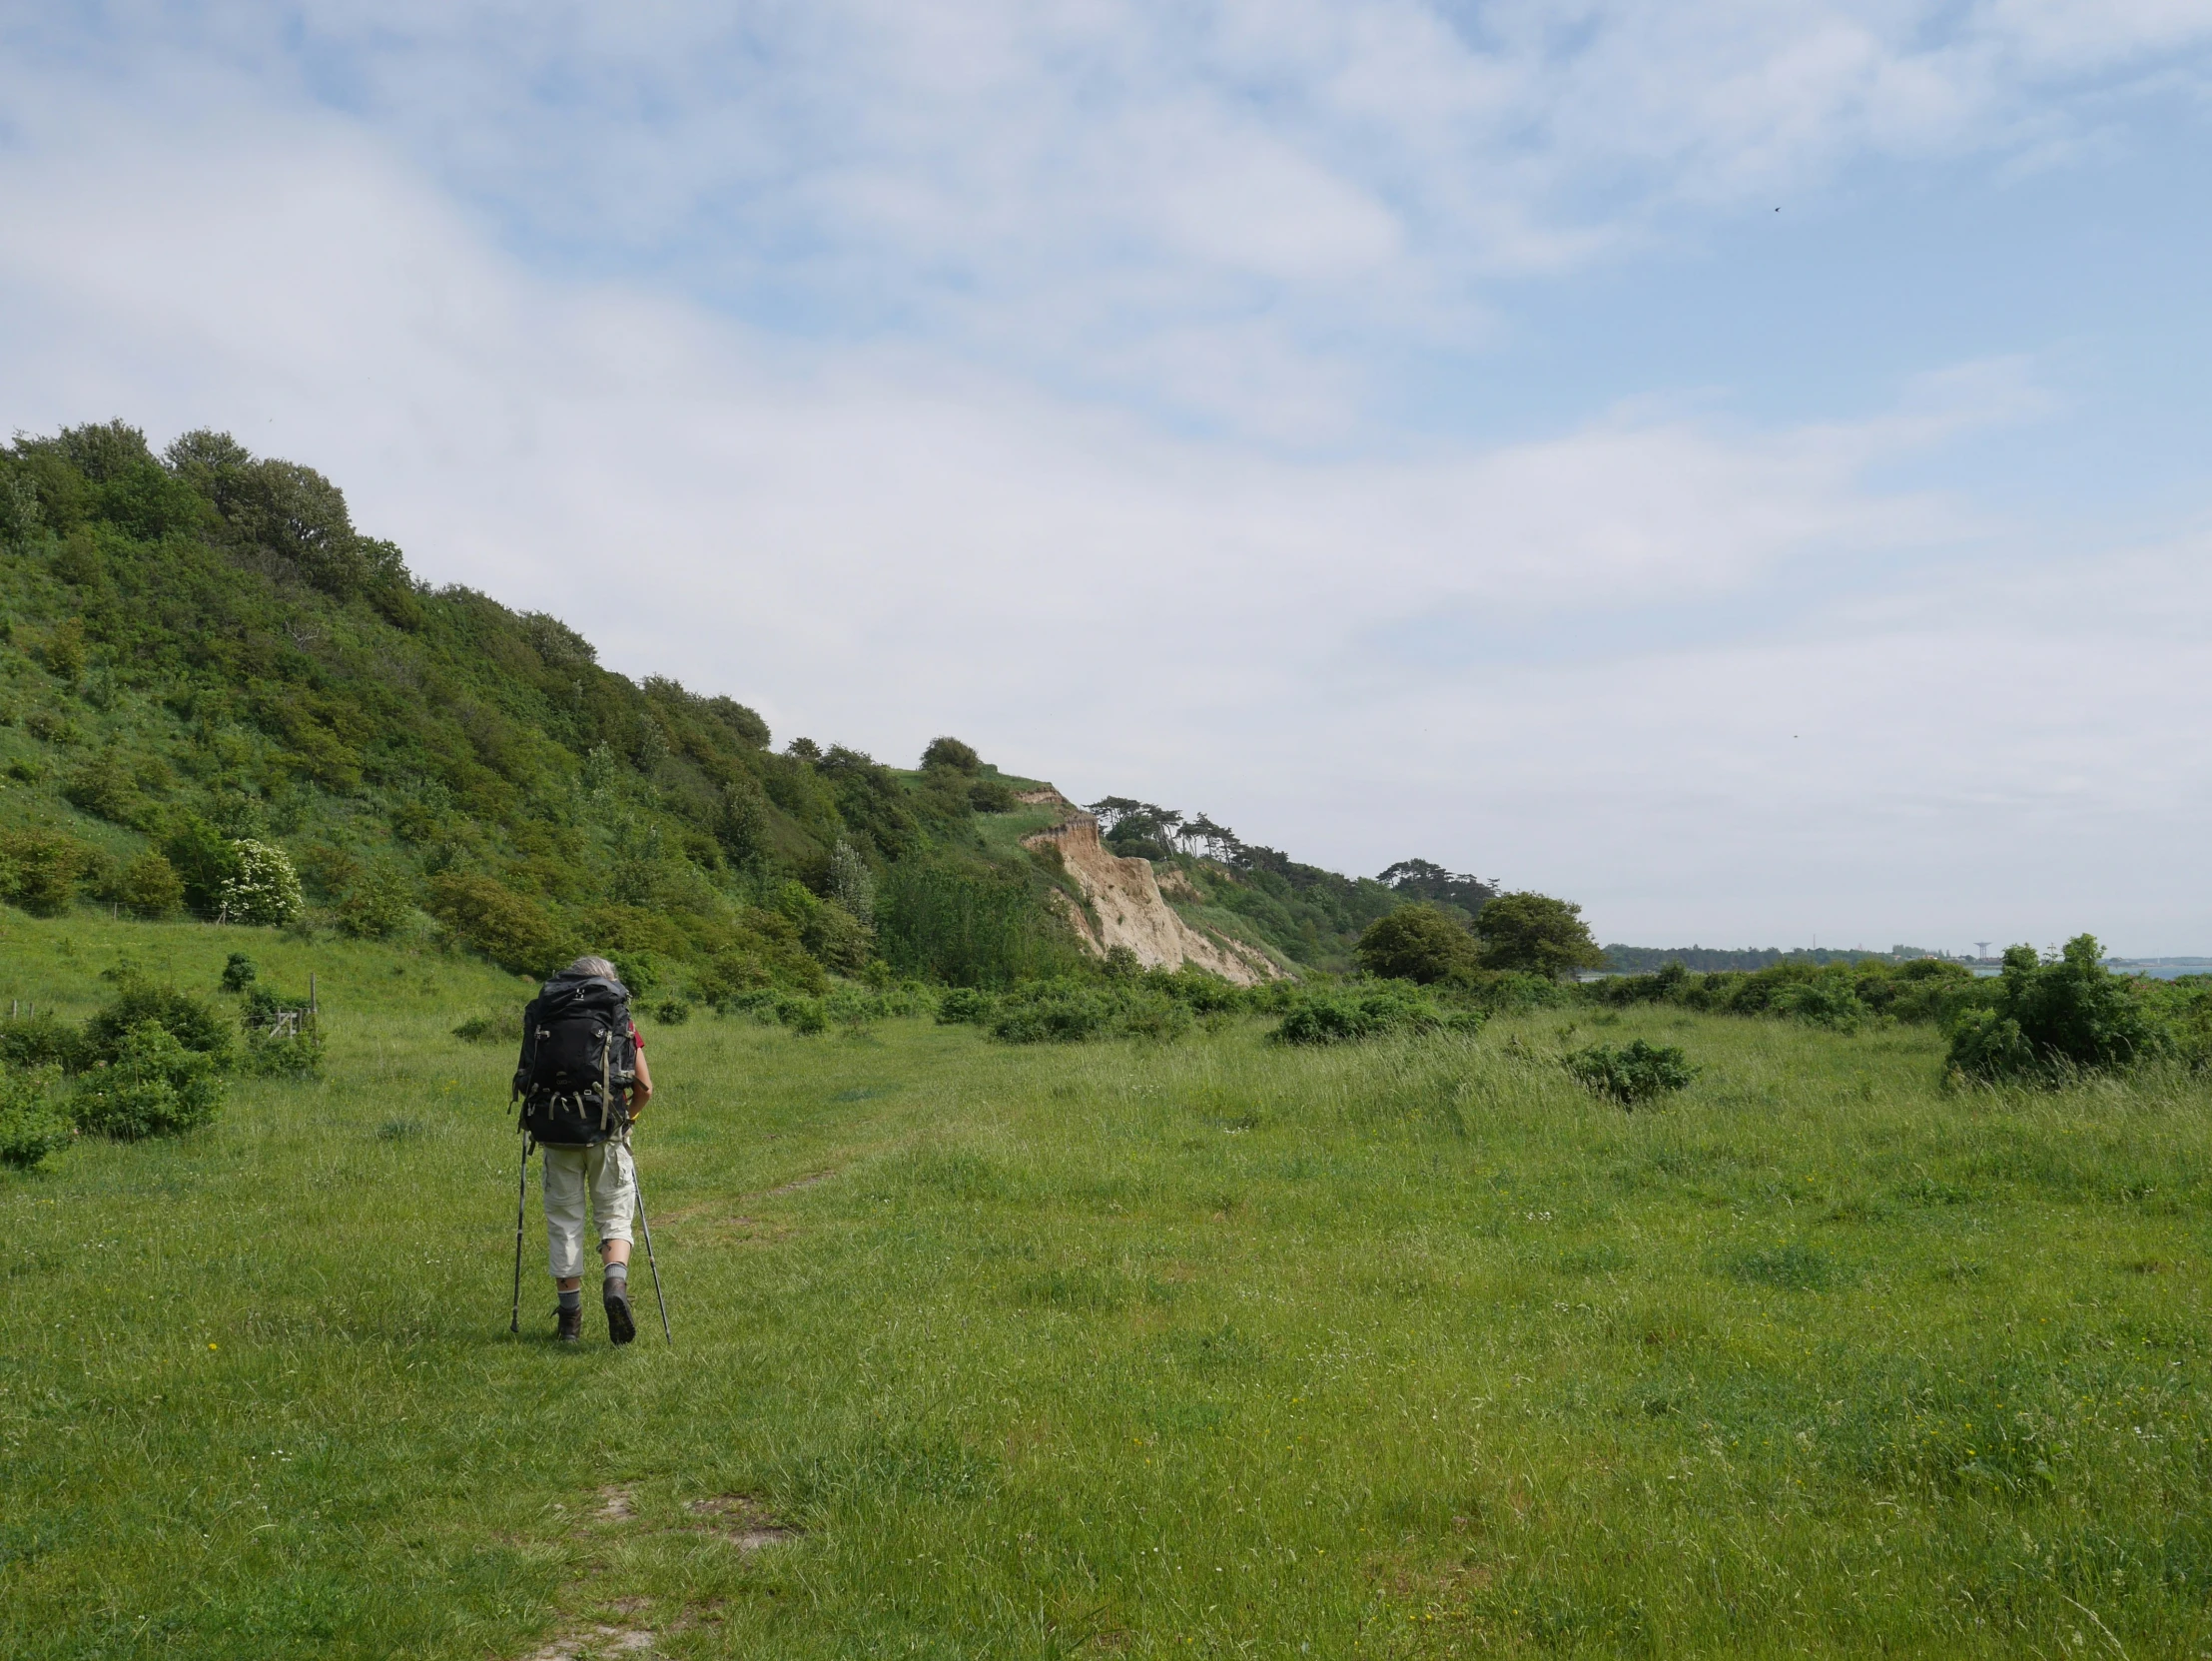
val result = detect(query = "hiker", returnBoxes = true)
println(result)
[513,955,654,1344]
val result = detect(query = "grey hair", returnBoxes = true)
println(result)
[566,955,620,980]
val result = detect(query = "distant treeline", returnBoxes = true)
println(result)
[1603,944,1955,973]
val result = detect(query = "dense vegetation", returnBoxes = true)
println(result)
[0,419,1474,992]
[1604,942,1959,973]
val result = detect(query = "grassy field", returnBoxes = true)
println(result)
[5,914,2212,1657]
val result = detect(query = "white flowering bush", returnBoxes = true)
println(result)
[218,839,304,927]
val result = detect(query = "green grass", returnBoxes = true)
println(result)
[5,914,2212,1656]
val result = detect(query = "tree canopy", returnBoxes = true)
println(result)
[1475,892,1607,979]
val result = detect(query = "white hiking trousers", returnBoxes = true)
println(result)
[542,1140,636,1278]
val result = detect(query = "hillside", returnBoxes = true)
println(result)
[0,419,1439,989]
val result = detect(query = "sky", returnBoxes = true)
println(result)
[1,1,2209,954]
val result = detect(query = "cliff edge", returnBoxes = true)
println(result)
[1023,806,1284,985]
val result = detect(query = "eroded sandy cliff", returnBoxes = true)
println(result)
[1023,810,1283,985]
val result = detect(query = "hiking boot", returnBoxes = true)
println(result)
[603,1277,637,1346]
[555,1304,582,1343]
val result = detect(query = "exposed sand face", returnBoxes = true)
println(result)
[1023,813,1283,986]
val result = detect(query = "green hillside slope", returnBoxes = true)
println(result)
[0,420,1422,988]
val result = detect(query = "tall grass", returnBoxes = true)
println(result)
[3,910,2211,1656]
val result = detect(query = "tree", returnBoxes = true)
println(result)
[120,851,185,919]
[1354,904,1481,984]
[218,840,304,927]
[1377,858,1497,914]
[1476,892,1606,979]
[922,736,981,773]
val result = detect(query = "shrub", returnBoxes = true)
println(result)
[992,983,1116,1043]
[71,1021,224,1140]
[1769,980,1866,1032]
[63,750,143,824]
[969,778,1017,813]
[120,850,184,919]
[217,838,304,926]
[243,1020,325,1078]
[1354,904,1481,985]
[1947,936,2172,1084]
[937,987,996,1026]
[452,1014,509,1044]
[652,997,692,1025]
[82,976,233,1069]
[163,819,242,918]
[427,873,571,978]
[0,829,95,916]
[220,952,258,992]
[1272,986,1483,1046]
[804,899,873,974]
[0,1012,87,1073]
[335,866,414,939]
[987,980,1195,1044]
[1564,1040,1698,1107]
[0,1067,71,1170]
[238,986,324,1077]
[776,995,829,1036]
[605,951,663,997]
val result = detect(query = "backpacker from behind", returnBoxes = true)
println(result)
[514,966,637,1146]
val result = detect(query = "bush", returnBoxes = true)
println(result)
[1769,979,1866,1033]
[452,1014,510,1044]
[1947,936,2172,1084]
[992,983,1117,1043]
[120,850,184,919]
[0,1067,71,1170]
[1354,904,1480,985]
[335,866,414,939]
[164,819,241,918]
[987,980,1195,1044]
[803,900,873,975]
[238,986,324,1077]
[64,750,143,825]
[0,829,95,917]
[0,1012,88,1073]
[1564,1039,1697,1107]
[937,986,996,1026]
[243,1019,325,1078]
[776,995,829,1036]
[71,1021,224,1140]
[220,951,258,992]
[427,873,571,978]
[217,838,304,926]
[1272,986,1484,1046]
[652,997,692,1025]
[82,976,233,1069]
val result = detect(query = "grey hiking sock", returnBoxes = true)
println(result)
[604,1261,629,1290]
[558,1288,583,1314]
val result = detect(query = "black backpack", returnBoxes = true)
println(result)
[512,971,637,1147]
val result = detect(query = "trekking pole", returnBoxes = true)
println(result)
[509,1132,532,1335]
[629,1140,673,1345]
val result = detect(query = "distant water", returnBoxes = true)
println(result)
[1965,961,2209,981]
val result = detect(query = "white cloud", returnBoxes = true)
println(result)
[14,0,2207,438]
[1,12,2208,951]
